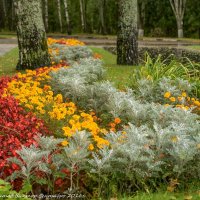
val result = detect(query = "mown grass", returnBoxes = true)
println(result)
[122,190,200,200]
[0,47,18,77]
[186,45,200,51]
[90,47,137,89]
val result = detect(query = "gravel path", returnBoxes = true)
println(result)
[0,44,17,56]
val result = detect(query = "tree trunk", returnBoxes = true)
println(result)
[2,0,7,18]
[2,0,7,28]
[117,0,138,65]
[11,0,15,31]
[57,0,63,33]
[14,0,50,70]
[99,0,107,34]
[177,20,183,38]
[169,0,187,38]
[44,0,48,32]
[63,0,71,35]
[79,0,86,32]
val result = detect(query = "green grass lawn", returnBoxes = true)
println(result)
[0,47,18,76]
[90,47,137,89]
[186,45,200,51]
[0,32,17,39]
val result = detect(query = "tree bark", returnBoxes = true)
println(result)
[2,0,6,17]
[117,0,138,65]
[79,0,86,32]
[2,0,8,28]
[11,0,15,31]
[99,0,107,34]
[63,0,71,35]
[14,0,50,70]
[57,0,63,33]
[169,0,187,38]
[44,0,48,32]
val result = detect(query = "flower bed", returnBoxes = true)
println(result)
[0,38,200,198]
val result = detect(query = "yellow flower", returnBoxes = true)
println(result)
[169,97,176,102]
[171,136,179,143]
[177,96,183,101]
[72,115,80,121]
[69,119,75,125]
[181,92,187,97]
[63,127,74,137]
[182,106,189,111]
[54,94,63,103]
[164,92,171,98]
[25,104,34,110]
[194,101,200,107]
[88,144,94,151]
[61,140,69,146]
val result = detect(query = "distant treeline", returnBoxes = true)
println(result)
[0,0,199,38]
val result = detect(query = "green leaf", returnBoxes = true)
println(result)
[20,180,32,194]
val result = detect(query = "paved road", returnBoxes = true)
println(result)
[0,36,199,56]
[0,44,17,56]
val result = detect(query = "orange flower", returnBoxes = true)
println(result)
[109,122,116,128]
[114,117,121,124]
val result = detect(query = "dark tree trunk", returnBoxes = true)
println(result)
[117,0,138,65]
[14,0,50,70]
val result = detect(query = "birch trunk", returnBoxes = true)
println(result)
[63,0,71,35]
[99,0,107,34]
[169,0,187,38]
[79,0,86,32]
[117,0,138,65]
[57,0,63,32]
[44,0,48,32]
[14,0,50,70]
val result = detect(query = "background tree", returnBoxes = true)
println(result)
[79,0,86,32]
[14,0,50,70]
[57,0,63,32]
[117,0,138,65]
[138,0,146,38]
[169,0,187,38]
[63,0,71,34]
[0,0,199,38]
[98,0,107,34]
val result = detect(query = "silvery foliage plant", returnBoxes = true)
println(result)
[50,48,200,182]
[50,43,93,64]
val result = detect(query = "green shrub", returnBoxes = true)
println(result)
[0,179,31,200]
